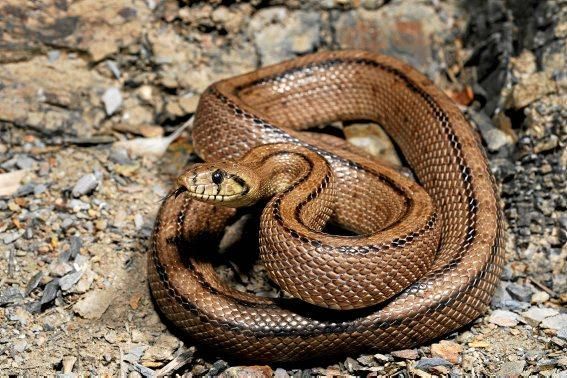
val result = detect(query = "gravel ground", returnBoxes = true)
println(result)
[0,0,565,376]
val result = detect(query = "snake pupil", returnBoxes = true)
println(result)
[212,170,224,185]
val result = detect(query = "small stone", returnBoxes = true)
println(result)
[511,72,555,109]
[497,361,526,376]
[62,356,77,374]
[102,87,123,116]
[40,279,60,305]
[178,96,200,114]
[372,353,392,363]
[72,174,100,197]
[431,340,463,364]
[274,368,290,378]
[16,155,35,170]
[557,328,567,341]
[415,357,452,372]
[134,214,144,231]
[33,183,47,195]
[221,366,273,378]
[109,148,132,165]
[0,286,23,306]
[506,283,533,302]
[344,357,362,372]
[73,289,113,319]
[141,334,179,364]
[489,309,520,327]
[534,134,559,154]
[522,307,559,326]
[208,360,229,376]
[12,339,28,353]
[95,220,108,231]
[24,272,43,296]
[541,314,567,331]
[531,291,551,304]
[60,270,84,291]
[391,349,419,360]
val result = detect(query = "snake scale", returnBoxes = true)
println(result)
[149,50,504,362]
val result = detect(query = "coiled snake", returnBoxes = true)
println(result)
[149,50,504,362]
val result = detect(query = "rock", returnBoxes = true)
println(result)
[0,170,28,197]
[102,87,123,116]
[208,360,229,376]
[491,282,531,311]
[521,307,559,326]
[511,72,555,109]
[141,334,180,364]
[489,309,521,327]
[344,357,362,372]
[62,356,77,374]
[430,340,463,364]
[40,279,60,306]
[249,8,320,65]
[24,272,43,296]
[59,270,84,292]
[334,3,445,76]
[0,286,24,306]
[221,366,273,378]
[178,96,200,114]
[497,361,526,376]
[12,339,28,353]
[72,173,100,197]
[274,368,290,378]
[541,314,567,332]
[506,283,534,302]
[391,349,419,360]
[531,291,551,304]
[415,357,452,372]
[533,134,559,154]
[469,110,513,152]
[73,289,113,319]
[557,328,567,341]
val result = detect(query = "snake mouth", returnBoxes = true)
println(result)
[184,185,244,202]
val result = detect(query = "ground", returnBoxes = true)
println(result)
[0,0,565,376]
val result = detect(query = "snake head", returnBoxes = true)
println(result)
[176,161,260,207]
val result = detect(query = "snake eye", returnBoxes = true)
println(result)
[212,170,224,185]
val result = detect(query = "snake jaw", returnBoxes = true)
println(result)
[176,162,258,207]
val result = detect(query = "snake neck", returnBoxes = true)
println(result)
[240,143,330,203]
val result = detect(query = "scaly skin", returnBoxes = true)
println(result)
[149,50,504,363]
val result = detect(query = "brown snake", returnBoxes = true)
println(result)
[149,50,504,362]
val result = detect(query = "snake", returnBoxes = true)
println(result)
[148,50,504,363]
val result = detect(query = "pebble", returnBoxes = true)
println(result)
[521,307,559,326]
[24,272,43,296]
[415,357,452,372]
[16,155,35,170]
[60,270,84,291]
[541,314,567,331]
[3,230,25,244]
[506,283,533,302]
[497,360,526,376]
[73,289,113,319]
[274,368,290,378]
[72,173,100,197]
[208,360,229,375]
[531,291,550,304]
[102,87,123,116]
[109,148,132,165]
[489,309,521,327]
[12,339,28,353]
[62,356,77,374]
[430,340,463,364]
[40,279,60,306]
[557,328,567,341]
[220,366,273,377]
[391,349,419,360]
[140,334,180,364]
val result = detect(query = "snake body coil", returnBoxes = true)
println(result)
[149,51,504,362]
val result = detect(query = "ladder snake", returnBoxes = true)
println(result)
[148,50,504,362]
